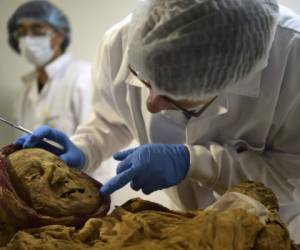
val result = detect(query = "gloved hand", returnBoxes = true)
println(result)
[15,125,86,170]
[100,144,190,196]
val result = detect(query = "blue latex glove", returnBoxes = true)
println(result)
[100,144,190,196]
[15,125,86,170]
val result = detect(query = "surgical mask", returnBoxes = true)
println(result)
[19,36,54,67]
[187,103,205,112]
[187,96,218,113]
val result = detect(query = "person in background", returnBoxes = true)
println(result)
[7,0,92,136]
[16,0,300,243]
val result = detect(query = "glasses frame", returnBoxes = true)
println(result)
[13,23,54,40]
[128,64,217,118]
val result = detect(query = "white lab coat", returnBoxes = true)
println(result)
[14,53,92,136]
[72,6,300,242]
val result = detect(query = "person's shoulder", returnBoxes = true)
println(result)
[92,15,132,79]
[105,14,132,38]
[272,5,300,58]
[278,5,300,36]
[102,14,132,48]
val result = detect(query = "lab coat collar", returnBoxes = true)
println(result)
[45,53,72,80]
[194,68,265,121]
[21,70,36,84]
[187,63,267,122]
[225,69,263,98]
[21,53,73,84]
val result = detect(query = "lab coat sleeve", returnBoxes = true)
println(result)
[70,62,93,126]
[186,139,300,203]
[71,26,134,173]
[185,34,300,212]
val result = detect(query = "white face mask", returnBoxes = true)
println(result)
[19,36,54,67]
[187,103,205,113]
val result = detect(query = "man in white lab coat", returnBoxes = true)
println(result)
[7,0,92,136]
[16,0,300,243]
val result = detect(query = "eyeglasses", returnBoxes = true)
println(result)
[128,64,217,118]
[14,23,54,40]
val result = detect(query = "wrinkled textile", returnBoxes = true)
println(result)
[0,198,294,250]
[2,181,298,250]
[0,145,110,245]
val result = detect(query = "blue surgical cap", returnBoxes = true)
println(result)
[8,0,71,53]
[128,0,279,101]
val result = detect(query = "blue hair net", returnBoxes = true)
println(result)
[8,0,71,53]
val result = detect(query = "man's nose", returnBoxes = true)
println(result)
[146,90,172,113]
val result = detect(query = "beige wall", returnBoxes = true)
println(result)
[0,0,299,146]
[0,0,137,146]
[280,0,300,13]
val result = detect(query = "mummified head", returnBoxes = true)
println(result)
[7,148,101,217]
[0,145,110,229]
